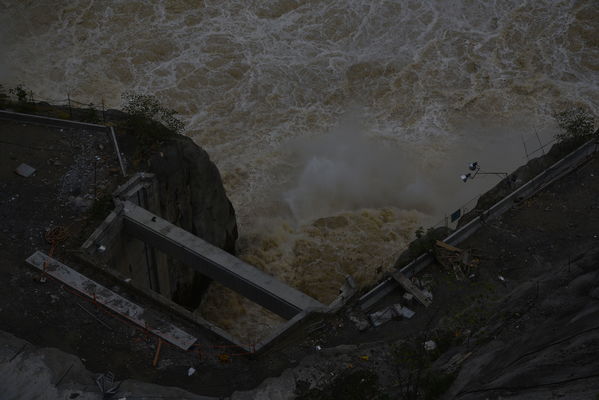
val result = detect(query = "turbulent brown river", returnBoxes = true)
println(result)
[2,0,597,341]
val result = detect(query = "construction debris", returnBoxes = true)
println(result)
[96,372,120,395]
[348,314,370,332]
[15,163,36,177]
[152,339,163,368]
[391,270,432,307]
[433,240,480,280]
[424,340,437,351]
[368,304,415,327]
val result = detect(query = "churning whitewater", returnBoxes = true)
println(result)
[1,0,597,340]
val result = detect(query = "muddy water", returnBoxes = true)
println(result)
[2,0,597,341]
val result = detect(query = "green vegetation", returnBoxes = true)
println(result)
[119,92,185,161]
[554,106,596,142]
[4,84,35,113]
[121,92,184,135]
[81,102,100,123]
[0,84,7,106]
[8,84,29,103]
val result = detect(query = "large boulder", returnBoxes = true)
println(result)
[143,134,238,308]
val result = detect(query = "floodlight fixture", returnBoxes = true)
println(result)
[459,161,508,184]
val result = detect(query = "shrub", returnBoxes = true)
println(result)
[8,84,29,103]
[554,106,595,142]
[0,84,6,106]
[121,92,184,135]
[81,102,100,123]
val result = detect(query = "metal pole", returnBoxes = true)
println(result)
[534,127,545,155]
[67,93,72,118]
[109,126,127,177]
[521,134,529,161]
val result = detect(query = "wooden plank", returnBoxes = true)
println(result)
[435,240,462,253]
[26,251,196,350]
[390,270,432,308]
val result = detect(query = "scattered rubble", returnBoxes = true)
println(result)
[423,340,437,351]
[434,240,480,280]
[15,163,36,177]
[368,304,415,327]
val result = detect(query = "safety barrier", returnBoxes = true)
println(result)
[359,138,599,311]
[0,109,127,177]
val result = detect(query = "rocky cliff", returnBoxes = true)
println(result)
[139,134,238,308]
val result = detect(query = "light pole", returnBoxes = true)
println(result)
[460,161,508,183]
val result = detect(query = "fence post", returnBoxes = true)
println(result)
[67,93,73,118]
[101,98,106,122]
[521,134,529,161]
[534,127,545,156]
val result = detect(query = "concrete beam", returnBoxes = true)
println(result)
[26,251,197,350]
[121,201,323,320]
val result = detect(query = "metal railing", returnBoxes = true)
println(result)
[1,87,110,122]
[429,130,558,230]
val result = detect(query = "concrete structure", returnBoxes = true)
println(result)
[80,174,341,352]
[121,200,324,319]
[26,251,197,350]
[83,173,325,320]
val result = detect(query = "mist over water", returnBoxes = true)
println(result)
[284,109,437,222]
[2,0,597,340]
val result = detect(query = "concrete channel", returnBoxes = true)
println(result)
[121,200,324,320]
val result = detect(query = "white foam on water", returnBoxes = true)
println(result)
[2,0,597,340]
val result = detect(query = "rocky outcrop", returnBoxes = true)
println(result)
[146,135,237,252]
[141,134,238,309]
[0,330,213,400]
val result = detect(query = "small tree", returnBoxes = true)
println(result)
[81,102,100,123]
[121,92,184,134]
[0,84,6,107]
[8,84,29,103]
[554,106,595,142]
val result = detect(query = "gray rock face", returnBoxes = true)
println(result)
[0,330,212,400]
[145,135,238,308]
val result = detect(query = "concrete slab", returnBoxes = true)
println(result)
[26,251,197,350]
[120,201,324,320]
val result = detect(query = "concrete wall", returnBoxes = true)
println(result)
[82,174,173,297]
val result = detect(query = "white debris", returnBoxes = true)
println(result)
[403,292,414,302]
[348,314,370,331]
[393,304,415,319]
[422,289,433,301]
[369,304,415,327]
[424,340,437,351]
[187,367,196,376]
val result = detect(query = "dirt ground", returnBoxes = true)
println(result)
[1,115,598,399]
